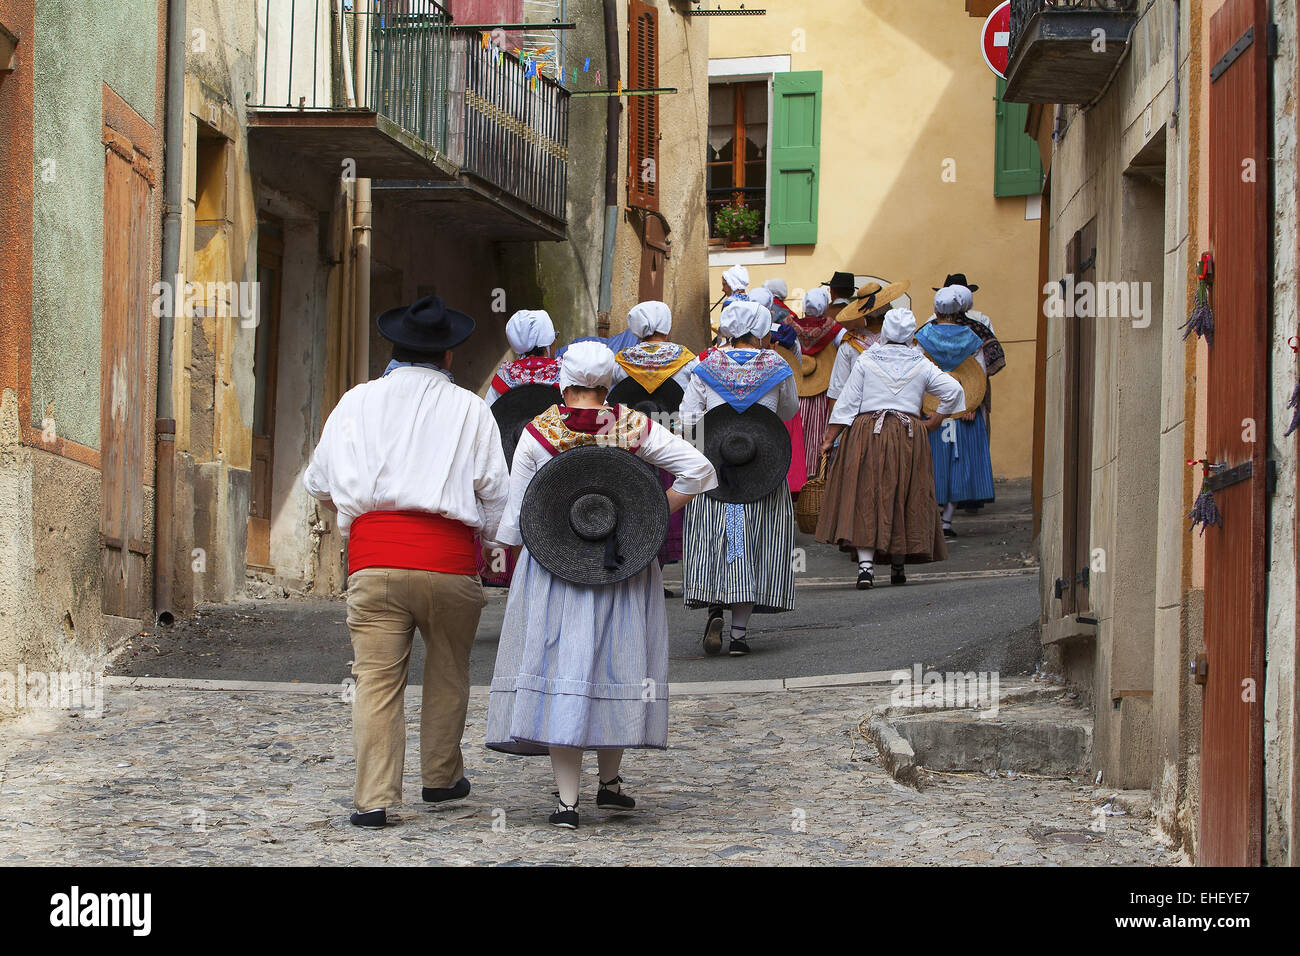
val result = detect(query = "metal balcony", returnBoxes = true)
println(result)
[1003,0,1141,104]
[248,0,568,237]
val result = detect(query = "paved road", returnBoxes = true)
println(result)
[113,481,1039,687]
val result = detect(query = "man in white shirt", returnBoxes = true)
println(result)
[303,295,510,828]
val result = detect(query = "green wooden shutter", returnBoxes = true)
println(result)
[769,71,821,245]
[994,76,1042,197]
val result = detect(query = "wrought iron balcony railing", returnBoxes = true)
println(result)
[250,0,568,224]
[1005,0,1141,104]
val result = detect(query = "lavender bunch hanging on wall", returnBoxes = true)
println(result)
[1180,256,1215,347]
[1186,460,1222,536]
[1285,381,1300,438]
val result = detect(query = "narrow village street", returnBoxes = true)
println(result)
[0,482,1182,866]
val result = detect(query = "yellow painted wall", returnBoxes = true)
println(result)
[707,0,1042,478]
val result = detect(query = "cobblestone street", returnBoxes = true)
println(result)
[0,681,1183,866]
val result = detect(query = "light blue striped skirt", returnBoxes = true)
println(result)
[929,409,996,505]
[681,484,796,614]
[485,550,669,755]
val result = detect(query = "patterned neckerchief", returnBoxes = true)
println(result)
[615,342,696,393]
[840,330,883,355]
[860,343,929,397]
[953,316,1006,376]
[525,404,652,457]
[693,348,794,413]
[491,356,560,395]
[793,314,842,355]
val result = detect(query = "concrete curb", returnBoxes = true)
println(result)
[105,671,902,698]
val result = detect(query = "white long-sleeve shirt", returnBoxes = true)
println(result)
[828,344,966,426]
[679,350,800,427]
[497,419,718,547]
[303,365,511,544]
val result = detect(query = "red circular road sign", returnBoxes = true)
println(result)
[981,1,1012,80]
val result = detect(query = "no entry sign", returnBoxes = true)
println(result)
[981,0,1012,80]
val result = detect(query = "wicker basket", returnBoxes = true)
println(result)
[795,453,829,535]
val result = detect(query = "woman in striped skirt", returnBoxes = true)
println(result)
[485,342,716,829]
[680,300,799,657]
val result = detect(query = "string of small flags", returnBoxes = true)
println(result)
[478,33,674,96]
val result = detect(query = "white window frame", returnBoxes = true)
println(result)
[707,55,791,267]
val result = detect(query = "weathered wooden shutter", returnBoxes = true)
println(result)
[627,0,659,211]
[1200,0,1269,868]
[1060,221,1096,619]
[994,76,1042,197]
[101,124,155,620]
[768,71,821,245]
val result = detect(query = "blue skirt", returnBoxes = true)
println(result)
[929,410,995,505]
[485,549,669,755]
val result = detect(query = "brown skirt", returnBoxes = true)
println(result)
[814,410,947,564]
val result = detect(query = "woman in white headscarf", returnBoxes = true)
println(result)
[680,300,799,657]
[789,286,850,480]
[485,309,560,407]
[486,341,717,830]
[816,309,965,589]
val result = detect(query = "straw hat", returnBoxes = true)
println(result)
[519,445,669,586]
[608,376,685,416]
[921,354,986,417]
[839,280,912,327]
[794,348,836,398]
[702,405,792,503]
[490,384,563,469]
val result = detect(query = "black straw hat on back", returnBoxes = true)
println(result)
[491,384,562,469]
[520,445,669,586]
[607,377,685,416]
[702,404,792,503]
[822,270,856,294]
[376,295,476,351]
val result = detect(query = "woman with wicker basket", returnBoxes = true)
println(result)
[815,309,966,590]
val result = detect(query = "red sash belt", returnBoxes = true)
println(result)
[347,511,476,576]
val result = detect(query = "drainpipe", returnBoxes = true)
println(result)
[352,0,371,383]
[596,0,621,336]
[153,0,186,627]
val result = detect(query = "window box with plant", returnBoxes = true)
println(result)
[715,203,762,248]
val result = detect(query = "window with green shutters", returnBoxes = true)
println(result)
[768,71,821,245]
[994,76,1043,197]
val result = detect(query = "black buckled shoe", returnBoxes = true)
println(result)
[422,777,471,803]
[856,565,874,590]
[349,808,387,828]
[596,775,637,811]
[703,606,725,656]
[942,526,957,539]
[549,797,580,829]
[727,636,751,656]
[891,565,907,586]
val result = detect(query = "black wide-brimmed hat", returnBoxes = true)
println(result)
[519,445,669,586]
[376,295,476,351]
[702,404,792,503]
[822,271,857,294]
[933,273,979,293]
[491,384,562,469]
[607,377,685,416]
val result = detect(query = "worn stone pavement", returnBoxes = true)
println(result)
[0,682,1184,866]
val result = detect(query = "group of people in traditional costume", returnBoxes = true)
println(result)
[303,265,1003,831]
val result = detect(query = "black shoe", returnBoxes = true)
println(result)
[422,777,470,803]
[596,775,637,811]
[856,566,874,590]
[703,607,725,656]
[549,798,580,829]
[943,526,957,539]
[891,565,907,586]
[727,637,751,656]
[349,808,387,828]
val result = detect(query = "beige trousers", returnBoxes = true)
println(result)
[346,567,487,811]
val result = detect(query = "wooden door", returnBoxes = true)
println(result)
[1200,0,1269,867]
[1060,219,1096,618]
[100,126,154,618]
[246,221,283,572]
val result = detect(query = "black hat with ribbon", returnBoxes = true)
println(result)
[607,376,685,416]
[376,295,476,351]
[490,384,562,469]
[933,273,979,293]
[519,445,669,586]
[702,404,792,503]
[822,271,857,296]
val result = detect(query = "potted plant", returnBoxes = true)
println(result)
[714,204,761,248]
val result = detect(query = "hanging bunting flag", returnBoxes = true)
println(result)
[595,69,601,84]
[583,57,591,72]
[481,31,490,50]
